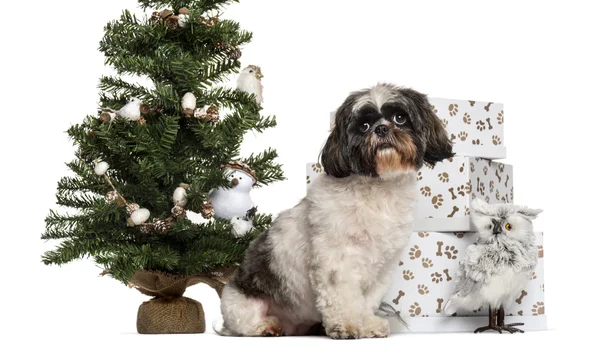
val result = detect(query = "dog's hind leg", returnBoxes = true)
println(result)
[220,284,283,336]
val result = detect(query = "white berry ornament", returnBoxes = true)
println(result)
[208,162,257,220]
[172,186,188,206]
[181,92,196,117]
[94,161,110,176]
[130,208,150,225]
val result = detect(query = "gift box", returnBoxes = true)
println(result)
[306,156,514,232]
[386,232,546,333]
[329,98,505,159]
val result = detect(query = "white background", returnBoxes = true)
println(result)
[1,0,597,352]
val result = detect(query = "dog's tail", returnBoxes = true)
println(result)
[212,318,237,336]
[377,301,409,330]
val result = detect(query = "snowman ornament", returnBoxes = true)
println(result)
[208,162,257,220]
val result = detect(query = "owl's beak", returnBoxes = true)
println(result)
[492,219,502,235]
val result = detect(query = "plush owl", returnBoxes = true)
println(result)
[444,199,542,334]
[236,65,263,104]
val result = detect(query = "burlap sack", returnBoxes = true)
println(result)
[129,268,236,334]
[137,296,205,334]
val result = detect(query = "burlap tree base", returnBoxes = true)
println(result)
[129,268,236,334]
[137,296,205,334]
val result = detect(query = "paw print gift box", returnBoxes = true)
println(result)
[306,157,514,232]
[386,232,546,333]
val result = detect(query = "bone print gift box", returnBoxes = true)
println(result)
[306,157,514,232]
[386,232,546,333]
[329,98,506,159]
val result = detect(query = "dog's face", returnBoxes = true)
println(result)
[321,83,454,177]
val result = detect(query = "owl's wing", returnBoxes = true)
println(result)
[453,245,489,297]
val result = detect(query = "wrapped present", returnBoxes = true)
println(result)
[329,98,505,159]
[386,231,546,333]
[306,156,514,232]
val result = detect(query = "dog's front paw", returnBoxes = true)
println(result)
[361,315,390,338]
[325,322,360,340]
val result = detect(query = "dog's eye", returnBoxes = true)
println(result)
[393,114,407,125]
[360,123,370,132]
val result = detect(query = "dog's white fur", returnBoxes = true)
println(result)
[220,170,417,337]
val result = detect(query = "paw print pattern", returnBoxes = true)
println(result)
[431,194,444,209]
[402,270,414,281]
[418,232,429,238]
[531,272,537,280]
[311,163,323,173]
[409,302,422,317]
[489,180,495,191]
[431,272,443,283]
[444,246,458,259]
[306,175,311,184]
[438,172,449,182]
[468,100,476,106]
[483,166,489,175]
[448,104,458,117]
[460,163,465,173]
[417,171,423,180]
[532,302,545,316]
[492,135,502,145]
[417,284,430,295]
[465,207,470,216]
[450,133,456,142]
[457,131,468,141]
[421,258,433,268]
[440,118,448,128]
[463,113,471,124]
[497,110,504,124]
[476,120,486,131]
[420,186,432,196]
[472,138,481,145]
[454,232,465,239]
[538,245,544,258]
[431,105,438,114]
[409,245,422,260]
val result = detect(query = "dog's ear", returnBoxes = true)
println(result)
[417,96,454,166]
[320,114,352,178]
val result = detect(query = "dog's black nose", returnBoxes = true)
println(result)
[375,125,389,137]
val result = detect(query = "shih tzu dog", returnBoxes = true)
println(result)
[219,83,453,338]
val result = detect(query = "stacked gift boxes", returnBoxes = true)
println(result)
[306,99,546,332]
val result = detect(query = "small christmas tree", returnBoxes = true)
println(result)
[41,0,284,334]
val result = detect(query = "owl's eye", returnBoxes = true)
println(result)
[393,114,407,125]
[505,223,512,231]
[360,123,370,132]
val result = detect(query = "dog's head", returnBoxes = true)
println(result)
[320,83,454,178]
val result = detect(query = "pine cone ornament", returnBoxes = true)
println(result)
[193,105,219,123]
[200,203,214,219]
[151,11,161,21]
[140,103,151,115]
[171,205,186,219]
[138,117,147,125]
[229,47,242,61]
[152,218,170,235]
[139,223,154,234]
[127,203,140,215]
[178,7,190,15]
[166,16,180,30]
[106,191,119,203]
